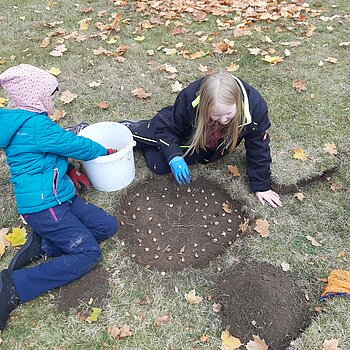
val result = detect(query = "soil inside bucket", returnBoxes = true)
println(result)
[215,261,311,350]
[117,176,248,271]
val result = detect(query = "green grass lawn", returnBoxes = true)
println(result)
[0,0,349,349]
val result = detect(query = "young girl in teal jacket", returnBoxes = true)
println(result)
[0,64,118,331]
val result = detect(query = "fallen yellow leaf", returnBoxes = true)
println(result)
[221,330,242,350]
[293,148,309,161]
[262,55,283,64]
[5,227,27,247]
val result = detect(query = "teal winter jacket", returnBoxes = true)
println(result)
[0,108,107,214]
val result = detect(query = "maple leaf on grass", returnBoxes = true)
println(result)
[50,109,66,122]
[97,101,109,109]
[226,63,239,72]
[246,335,269,350]
[107,324,133,339]
[131,87,152,99]
[292,80,307,93]
[155,314,171,326]
[293,148,309,161]
[171,81,182,93]
[254,219,270,238]
[221,330,242,350]
[5,227,27,247]
[262,55,283,64]
[0,97,8,108]
[228,164,240,177]
[59,90,77,104]
[49,44,67,57]
[323,143,338,155]
[185,289,203,304]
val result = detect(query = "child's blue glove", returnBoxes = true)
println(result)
[169,156,191,185]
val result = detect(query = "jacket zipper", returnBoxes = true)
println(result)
[53,168,61,205]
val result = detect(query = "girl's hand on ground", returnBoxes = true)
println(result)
[255,190,282,208]
[169,156,191,185]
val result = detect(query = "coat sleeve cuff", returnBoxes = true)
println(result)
[249,179,271,193]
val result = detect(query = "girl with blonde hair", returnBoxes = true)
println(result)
[74,70,281,207]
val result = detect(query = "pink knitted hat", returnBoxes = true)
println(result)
[0,64,58,113]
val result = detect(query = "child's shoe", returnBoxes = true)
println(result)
[0,269,20,331]
[9,231,44,270]
[65,122,89,135]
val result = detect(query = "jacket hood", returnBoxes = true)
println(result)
[0,64,58,114]
[0,109,36,148]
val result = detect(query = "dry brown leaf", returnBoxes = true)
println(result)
[239,218,250,233]
[107,324,132,339]
[49,44,67,57]
[198,64,208,73]
[59,90,77,104]
[323,339,341,350]
[97,101,109,109]
[50,109,66,122]
[246,335,269,350]
[222,202,233,214]
[185,289,203,304]
[131,87,152,99]
[226,63,239,72]
[293,192,305,201]
[306,235,321,247]
[227,164,240,177]
[155,314,171,326]
[254,219,270,238]
[323,143,338,155]
[292,80,307,93]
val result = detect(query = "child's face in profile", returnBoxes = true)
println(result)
[47,90,58,116]
[210,103,237,125]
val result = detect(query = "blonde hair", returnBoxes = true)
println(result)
[186,71,244,155]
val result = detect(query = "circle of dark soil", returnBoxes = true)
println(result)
[117,176,246,271]
[56,266,110,312]
[215,261,311,350]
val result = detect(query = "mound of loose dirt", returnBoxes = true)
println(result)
[215,261,311,350]
[56,266,110,312]
[117,176,248,271]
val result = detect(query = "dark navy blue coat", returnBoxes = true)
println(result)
[132,77,272,192]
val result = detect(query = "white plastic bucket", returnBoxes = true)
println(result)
[78,122,136,192]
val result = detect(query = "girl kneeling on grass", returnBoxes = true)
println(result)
[0,64,118,331]
[121,71,282,208]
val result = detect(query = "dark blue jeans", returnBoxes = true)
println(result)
[12,196,118,303]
